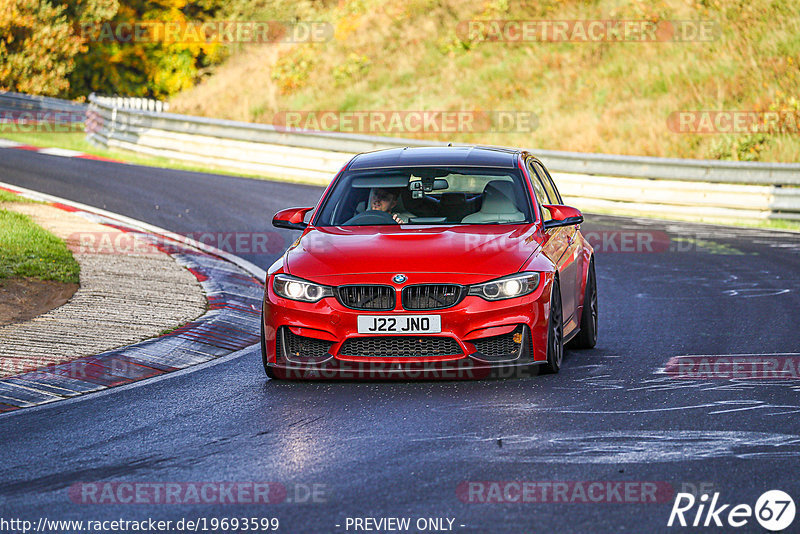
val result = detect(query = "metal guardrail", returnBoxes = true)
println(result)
[0,91,87,135]
[4,92,800,222]
[531,150,800,186]
[0,91,89,115]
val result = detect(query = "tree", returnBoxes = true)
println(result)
[0,0,226,99]
[68,0,227,99]
[0,0,111,96]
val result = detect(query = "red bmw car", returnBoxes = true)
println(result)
[261,146,597,379]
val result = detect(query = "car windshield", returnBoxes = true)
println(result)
[314,166,532,226]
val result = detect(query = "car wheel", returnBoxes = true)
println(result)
[261,311,279,380]
[541,278,564,374]
[568,258,598,349]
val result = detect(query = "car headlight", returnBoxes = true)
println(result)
[468,272,540,301]
[273,274,333,303]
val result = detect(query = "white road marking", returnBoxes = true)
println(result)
[36,147,84,157]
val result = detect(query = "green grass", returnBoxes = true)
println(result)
[0,190,35,204]
[0,132,317,185]
[0,209,80,284]
[158,325,181,336]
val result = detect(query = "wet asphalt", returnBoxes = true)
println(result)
[1,149,800,533]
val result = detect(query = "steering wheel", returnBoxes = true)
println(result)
[344,209,398,225]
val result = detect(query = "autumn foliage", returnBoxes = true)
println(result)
[0,0,226,99]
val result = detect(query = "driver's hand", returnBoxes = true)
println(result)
[392,213,405,224]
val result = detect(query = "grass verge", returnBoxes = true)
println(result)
[0,190,35,204]
[0,208,80,284]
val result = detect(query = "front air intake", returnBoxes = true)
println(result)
[401,284,464,310]
[336,285,395,310]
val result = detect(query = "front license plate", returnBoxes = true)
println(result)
[357,315,441,334]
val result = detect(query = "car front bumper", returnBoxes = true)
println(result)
[262,273,555,379]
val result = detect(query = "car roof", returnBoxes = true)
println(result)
[347,146,520,170]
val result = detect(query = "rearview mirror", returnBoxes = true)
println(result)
[542,204,584,229]
[273,207,314,231]
[409,178,449,198]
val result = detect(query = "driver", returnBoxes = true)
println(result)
[368,188,404,223]
[343,187,405,225]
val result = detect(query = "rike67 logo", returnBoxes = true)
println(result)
[668,490,795,531]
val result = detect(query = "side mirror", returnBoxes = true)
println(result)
[273,207,314,231]
[542,204,584,229]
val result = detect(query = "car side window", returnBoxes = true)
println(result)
[526,160,549,204]
[526,159,553,220]
[532,161,562,205]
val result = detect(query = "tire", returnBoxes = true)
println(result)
[568,258,598,349]
[541,278,564,374]
[261,312,279,380]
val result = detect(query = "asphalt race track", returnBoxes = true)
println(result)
[2,149,800,533]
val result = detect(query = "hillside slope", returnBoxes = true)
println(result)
[170,0,800,162]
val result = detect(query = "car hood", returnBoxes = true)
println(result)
[284,225,541,283]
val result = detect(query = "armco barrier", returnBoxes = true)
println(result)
[7,92,800,222]
[0,91,87,115]
[0,91,87,132]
